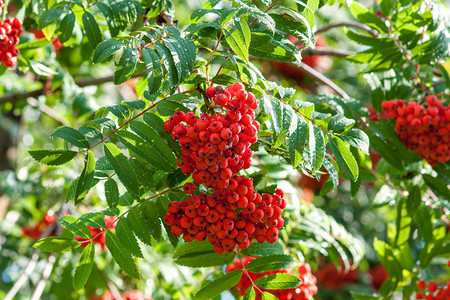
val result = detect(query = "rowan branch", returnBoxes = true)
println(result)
[315,22,379,37]
[302,48,356,57]
[0,72,145,105]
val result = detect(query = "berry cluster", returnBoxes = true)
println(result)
[90,289,153,300]
[415,279,450,300]
[0,15,22,67]
[226,256,318,300]
[75,216,117,249]
[314,261,359,289]
[164,82,259,190]
[381,96,450,165]
[164,177,286,253]
[22,213,57,239]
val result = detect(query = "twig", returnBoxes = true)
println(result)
[30,254,57,300]
[315,22,379,37]
[302,48,356,57]
[0,72,146,104]
[156,11,175,27]
[27,98,69,126]
[4,205,66,300]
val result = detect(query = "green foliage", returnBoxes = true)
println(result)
[33,237,80,253]
[194,269,243,299]
[253,273,302,290]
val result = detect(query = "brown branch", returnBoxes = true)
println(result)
[27,98,69,126]
[315,22,379,38]
[0,72,146,105]
[302,48,356,57]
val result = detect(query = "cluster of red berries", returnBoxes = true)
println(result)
[22,213,57,239]
[0,14,22,67]
[381,95,450,165]
[90,289,153,300]
[226,256,318,300]
[164,178,286,254]
[314,261,359,289]
[75,216,117,250]
[415,279,450,300]
[164,82,259,190]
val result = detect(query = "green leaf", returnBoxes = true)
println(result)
[350,291,379,300]
[243,287,256,300]
[140,201,162,241]
[74,150,96,204]
[349,2,388,33]
[328,115,355,132]
[33,237,80,253]
[173,240,235,267]
[58,13,75,43]
[114,48,139,85]
[105,230,140,278]
[93,40,126,63]
[73,242,95,290]
[246,255,296,273]
[127,208,152,246]
[224,18,251,64]
[340,129,370,155]
[116,130,175,172]
[423,174,450,200]
[104,142,141,197]
[51,126,90,148]
[39,9,64,28]
[59,215,91,239]
[406,186,421,217]
[29,150,78,166]
[288,116,308,168]
[104,179,119,208]
[308,122,325,171]
[254,273,301,290]
[194,269,243,300]
[82,11,102,48]
[329,135,359,181]
[142,48,163,95]
[260,291,278,300]
[240,241,284,257]
[154,43,178,93]
[79,212,106,229]
[115,218,143,258]
[156,101,190,117]
[164,37,194,83]
[106,104,130,119]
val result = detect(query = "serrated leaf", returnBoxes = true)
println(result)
[254,273,301,290]
[243,287,256,300]
[308,122,325,171]
[328,114,355,132]
[79,213,105,229]
[142,48,163,95]
[82,11,102,48]
[156,196,180,248]
[59,215,91,239]
[350,2,388,33]
[246,255,296,273]
[39,9,64,29]
[105,230,139,278]
[140,201,161,241]
[33,237,80,253]
[127,208,152,246]
[423,174,450,200]
[329,136,359,181]
[105,179,119,208]
[224,18,251,64]
[58,13,75,43]
[260,291,278,300]
[29,150,78,166]
[288,117,308,167]
[116,130,174,172]
[406,186,421,217]
[240,241,284,257]
[74,150,96,204]
[340,129,370,155]
[114,48,139,85]
[73,242,95,290]
[104,142,141,197]
[51,126,90,148]
[194,269,243,299]
[116,218,143,258]
[154,43,178,93]
[93,40,125,63]
[173,240,235,267]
